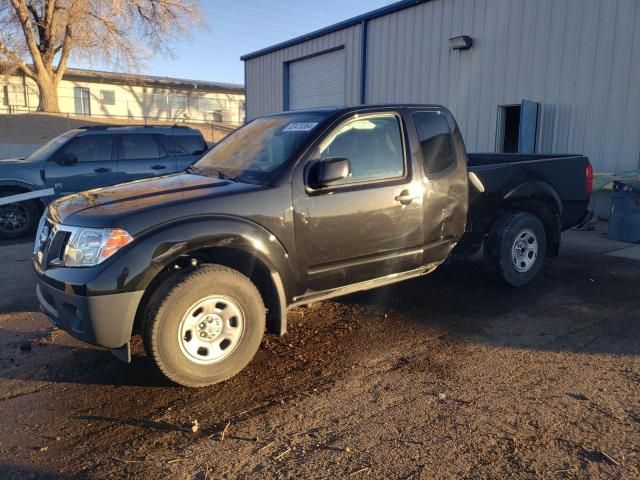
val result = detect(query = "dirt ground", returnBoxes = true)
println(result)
[0,227,638,479]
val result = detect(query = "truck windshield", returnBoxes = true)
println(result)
[192,113,328,183]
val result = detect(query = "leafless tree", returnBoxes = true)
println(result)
[0,0,202,112]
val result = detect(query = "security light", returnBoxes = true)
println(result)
[449,35,473,50]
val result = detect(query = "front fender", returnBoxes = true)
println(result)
[86,217,295,299]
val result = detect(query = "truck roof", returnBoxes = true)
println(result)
[262,104,449,118]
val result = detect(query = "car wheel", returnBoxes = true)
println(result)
[484,212,547,287]
[144,265,265,387]
[0,199,40,239]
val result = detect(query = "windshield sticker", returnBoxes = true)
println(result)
[283,122,318,132]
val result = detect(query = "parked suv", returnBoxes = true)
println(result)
[0,125,207,238]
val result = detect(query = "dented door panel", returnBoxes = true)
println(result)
[402,109,469,266]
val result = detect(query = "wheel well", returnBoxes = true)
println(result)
[133,246,284,336]
[0,185,44,213]
[498,199,561,256]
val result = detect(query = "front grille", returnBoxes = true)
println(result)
[45,230,70,266]
[35,219,72,268]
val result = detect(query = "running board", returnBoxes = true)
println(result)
[290,264,438,307]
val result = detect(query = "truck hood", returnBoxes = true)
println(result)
[48,173,262,232]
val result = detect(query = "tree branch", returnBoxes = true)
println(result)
[0,41,36,79]
[54,24,72,83]
[9,0,45,72]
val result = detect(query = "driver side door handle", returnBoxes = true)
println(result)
[94,167,111,173]
[151,164,167,170]
[394,190,419,205]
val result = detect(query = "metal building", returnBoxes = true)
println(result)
[242,0,640,173]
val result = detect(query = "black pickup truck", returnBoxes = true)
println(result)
[32,105,592,387]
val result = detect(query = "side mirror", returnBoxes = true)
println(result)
[310,157,352,188]
[56,153,78,166]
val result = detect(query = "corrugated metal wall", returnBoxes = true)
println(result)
[365,0,640,172]
[245,25,361,120]
[244,0,640,172]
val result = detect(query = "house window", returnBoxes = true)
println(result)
[153,94,168,110]
[169,95,187,110]
[100,90,115,105]
[200,97,226,112]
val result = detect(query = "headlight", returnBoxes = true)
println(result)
[63,228,133,267]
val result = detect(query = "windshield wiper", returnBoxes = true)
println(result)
[186,164,204,175]
[216,170,241,182]
[187,165,247,183]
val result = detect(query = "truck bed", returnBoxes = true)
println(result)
[460,153,591,255]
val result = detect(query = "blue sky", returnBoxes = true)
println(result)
[140,0,393,84]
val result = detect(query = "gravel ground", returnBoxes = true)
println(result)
[0,229,638,479]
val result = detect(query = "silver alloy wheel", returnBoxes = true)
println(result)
[0,203,29,233]
[511,228,538,273]
[177,295,245,365]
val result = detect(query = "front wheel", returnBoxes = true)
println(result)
[144,265,265,387]
[0,199,40,239]
[484,212,547,287]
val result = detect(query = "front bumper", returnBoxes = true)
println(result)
[35,277,144,353]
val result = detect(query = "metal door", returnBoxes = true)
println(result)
[518,100,539,153]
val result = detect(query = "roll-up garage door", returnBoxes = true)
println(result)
[288,49,345,110]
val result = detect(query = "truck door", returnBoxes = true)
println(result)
[45,134,118,195]
[292,111,424,293]
[410,110,469,264]
[116,133,175,183]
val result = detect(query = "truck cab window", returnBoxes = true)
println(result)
[413,112,455,175]
[314,115,404,185]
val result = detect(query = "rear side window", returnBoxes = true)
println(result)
[56,135,113,162]
[121,134,165,160]
[413,112,455,175]
[174,134,207,155]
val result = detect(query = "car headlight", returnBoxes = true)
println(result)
[63,228,133,267]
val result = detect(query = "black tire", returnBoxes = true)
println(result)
[144,265,265,387]
[484,212,547,287]
[0,199,40,239]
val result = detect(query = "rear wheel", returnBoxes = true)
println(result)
[484,212,546,287]
[0,199,39,239]
[144,265,265,387]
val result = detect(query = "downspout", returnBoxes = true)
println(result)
[359,18,368,105]
[243,59,249,120]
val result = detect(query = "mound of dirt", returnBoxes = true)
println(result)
[0,113,235,144]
